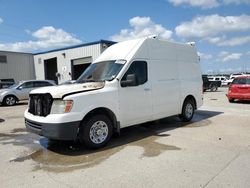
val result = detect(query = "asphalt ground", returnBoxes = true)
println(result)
[0,87,250,188]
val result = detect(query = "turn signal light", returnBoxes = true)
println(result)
[65,100,73,113]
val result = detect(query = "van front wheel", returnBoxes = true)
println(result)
[79,115,113,149]
[179,99,195,122]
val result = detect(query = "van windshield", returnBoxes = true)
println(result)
[76,60,125,83]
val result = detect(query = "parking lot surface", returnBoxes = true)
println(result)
[1,88,250,188]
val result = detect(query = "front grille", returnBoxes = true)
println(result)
[28,94,53,117]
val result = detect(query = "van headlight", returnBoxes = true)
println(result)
[50,100,73,114]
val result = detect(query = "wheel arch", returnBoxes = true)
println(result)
[183,95,197,109]
[4,94,19,101]
[81,107,120,134]
[3,94,19,106]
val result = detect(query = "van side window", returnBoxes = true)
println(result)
[121,61,148,86]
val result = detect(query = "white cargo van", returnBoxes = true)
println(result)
[25,37,203,148]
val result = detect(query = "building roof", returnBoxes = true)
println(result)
[0,50,33,55]
[33,40,116,55]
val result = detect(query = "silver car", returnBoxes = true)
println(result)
[0,80,56,106]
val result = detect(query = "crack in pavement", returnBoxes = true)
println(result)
[203,152,241,188]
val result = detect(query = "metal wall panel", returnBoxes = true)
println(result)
[0,51,35,83]
[34,44,102,84]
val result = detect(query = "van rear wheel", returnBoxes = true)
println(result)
[210,85,217,92]
[79,115,113,149]
[180,99,195,122]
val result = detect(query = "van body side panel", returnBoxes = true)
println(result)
[150,59,181,119]
[147,40,181,119]
[177,47,203,109]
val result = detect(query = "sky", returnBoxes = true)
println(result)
[0,0,250,74]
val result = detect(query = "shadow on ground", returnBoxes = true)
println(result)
[3,109,222,172]
[231,100,250,104]
[0,101,28,108]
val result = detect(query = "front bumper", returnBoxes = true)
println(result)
[25,118,80,140]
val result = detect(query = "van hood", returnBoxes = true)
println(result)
[30,82,105,99]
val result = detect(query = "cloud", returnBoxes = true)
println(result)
[0,17,3,24]
[175,14,250,38]
[0,26,82,52]
[223,0,250,5]
[207,36,250,46]
[168,0,250,8]
[198,52,213,60]
[111,16,173,42]
[217,51,242,62]
[168,0,219,9]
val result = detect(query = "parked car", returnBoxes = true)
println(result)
[208,76,230,86]
[226,76,250,103]
[0,80,56,106]
[0,79,15,89]
[230,73,245,80]
[202,75,221,91]
[25,37,203,149]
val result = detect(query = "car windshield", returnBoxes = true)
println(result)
[76,60,125,83]
[232,78,250,84]
[8,83,20,89]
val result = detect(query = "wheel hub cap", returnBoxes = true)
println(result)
[90,121,108,144]
[185,103,193,118]
[6,97,15,105]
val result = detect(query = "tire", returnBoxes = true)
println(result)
[3,95,17,106]
[179,99,195,122]
[79,114,113,149]
[229,99,234,103]
[210,85,217,92]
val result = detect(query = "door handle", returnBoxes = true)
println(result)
[144,88,150,91]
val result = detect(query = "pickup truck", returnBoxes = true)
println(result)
[202,75,221,92]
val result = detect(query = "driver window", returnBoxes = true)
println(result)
[121,61,148,86]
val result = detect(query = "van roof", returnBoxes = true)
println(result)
[94,37,196,63]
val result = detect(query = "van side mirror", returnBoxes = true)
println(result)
[121,74,138,87]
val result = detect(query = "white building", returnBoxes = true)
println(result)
[33,40,115,84]
[0,51,35,83]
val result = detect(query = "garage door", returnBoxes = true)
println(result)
[71,56,92,80]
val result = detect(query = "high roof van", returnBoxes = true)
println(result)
[25,37,203,148]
